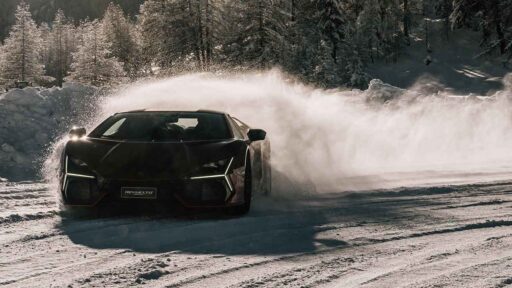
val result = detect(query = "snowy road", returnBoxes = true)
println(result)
[1,181,512,287]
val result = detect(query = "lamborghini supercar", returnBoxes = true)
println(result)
[59,110,271,214]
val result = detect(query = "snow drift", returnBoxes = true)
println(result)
[0,83,98,180]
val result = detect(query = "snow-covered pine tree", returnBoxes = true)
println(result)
[240,0,273,68]
[39,22,51,76]
[68,19,125,86]
[191,0,223,70]
[314,39,340,86]
[403,0,411,44]
[356,0,381,62]
[450,0,476,29]
[432,0,453,39]
[317,0,345,64]
[451,0,509,58]
[218,0,289,69]
[130,22,151,76]
[266,0,294,68]
[102,3,141,78]
[344,19,371,88]
[376,0,403,63]
[0,2,44,84]
[279,0,325,83]
[485,0,506,56]
[45,10,77,86]
[276,0,303,74]
[139,0,203,71]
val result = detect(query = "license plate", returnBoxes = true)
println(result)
[121,187,157,199]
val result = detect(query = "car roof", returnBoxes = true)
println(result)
[117,109,228,116]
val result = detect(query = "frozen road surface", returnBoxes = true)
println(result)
[1,181,512,287]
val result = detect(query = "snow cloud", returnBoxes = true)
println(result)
[79,70,512,192]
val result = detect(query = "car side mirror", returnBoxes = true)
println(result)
[69,127,86,138]
[247,129,266,142]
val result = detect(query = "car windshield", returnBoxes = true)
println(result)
[89,112,232,142]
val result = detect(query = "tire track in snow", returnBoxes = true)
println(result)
[1,181,512,287]
[156,219,512,288]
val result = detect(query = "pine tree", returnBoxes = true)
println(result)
[403,0,411,43]
[279,0,324,83]
[451,0,511,58]
[217,0,289,69]
[356,0,381,62]
[139,0,198,71]
[0,2,44,84]
[433,0,453,40]
[190,0,222,70]
[39,22,51,77]
[102,3,141,77]
[44,10,77,86]
[376,0,402,62]
[317,0,346,64]
[68,20,125,86]
[139,0,218,71]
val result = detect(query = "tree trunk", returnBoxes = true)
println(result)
[403,0,410,45]
[491,0,506,54]
[443,0,452,40]
[57,26,63,87]
[258,0,265,68]
[496,22,505,55]
[205,0,212,69]
[291,0,295,22]
[93,26,98,85]
[425,19,429,50]
[196,0,206,70]
[187,0,201,66]
[21,14,26,81]
[331,35,337,64]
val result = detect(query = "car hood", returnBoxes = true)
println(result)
[65,138,243,180]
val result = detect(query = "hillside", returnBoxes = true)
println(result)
[368,19,510,96]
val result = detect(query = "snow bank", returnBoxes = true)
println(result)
[365,79,406,103]
[0,83,99,180]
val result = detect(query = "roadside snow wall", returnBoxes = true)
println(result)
[0,83,98,180]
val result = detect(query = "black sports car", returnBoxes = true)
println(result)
[59,110,271,214]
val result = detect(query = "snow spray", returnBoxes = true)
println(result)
[46,70,512,193]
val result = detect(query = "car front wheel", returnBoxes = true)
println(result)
[227,156,252,216]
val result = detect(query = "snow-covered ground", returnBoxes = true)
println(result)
[1,180,512,287]
[1,50,512,286]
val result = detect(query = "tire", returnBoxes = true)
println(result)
[227,156,252,216]
[262,155,272,196]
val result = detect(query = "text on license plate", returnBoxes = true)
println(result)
[121,187,157,199]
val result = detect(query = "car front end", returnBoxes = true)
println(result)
[60,140,249,209]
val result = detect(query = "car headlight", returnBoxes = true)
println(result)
[191,157,235,193]
[69,157,87,167]
[196,157,233,175]
[203,159,229,169]
[67,156,93,175]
